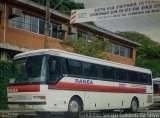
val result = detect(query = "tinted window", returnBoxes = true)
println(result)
[154,82,160,93]
[48,56,61,82]
[139,73,149,84]
[102,66,115,80]
[26,56,42,78]
[83,62,100,78]
[115,68,127,81]
[13,56,47,84]
[128,71,139,82]
[148,75,152,85]
[66,59,82,76]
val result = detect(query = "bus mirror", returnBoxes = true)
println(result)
[51,60,56,72]
[9,78,15,84]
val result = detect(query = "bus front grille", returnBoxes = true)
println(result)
[147,95,152,103]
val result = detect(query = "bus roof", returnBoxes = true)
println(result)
[153,78,160,81]
[14,49,151,74]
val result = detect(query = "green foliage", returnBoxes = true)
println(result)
[117,31,160,78]
[31,0,84,15]
[61,38,108,58]
[0,61,13,109]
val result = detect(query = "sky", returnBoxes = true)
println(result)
[74,0,160,43]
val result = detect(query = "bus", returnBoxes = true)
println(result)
[153,78,160,108]
[7,49,153,116]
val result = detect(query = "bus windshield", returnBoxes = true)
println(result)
[11,56,47,84]
[154,81,160,94]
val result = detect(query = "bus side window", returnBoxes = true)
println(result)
[83,62,100,79]
[148,74,152,85]
[66,59,82,76]
[128,71,139,83]
[101,66,115,80]
[154,84,159,93]
[115,68,127,81]
[139,73,149,84]
[48,56,62,83]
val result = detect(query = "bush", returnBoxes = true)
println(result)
[0,61,13,109]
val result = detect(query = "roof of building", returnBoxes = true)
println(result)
[12,0,140,46]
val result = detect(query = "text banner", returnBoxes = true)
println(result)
[70,0,160,24]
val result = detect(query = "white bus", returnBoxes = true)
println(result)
[7,49,153,116]
[153,78,160,108]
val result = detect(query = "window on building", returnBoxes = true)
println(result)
[9,14,24,29]
[51,23,58,38]
[115,44,120,55]
[31,16,38,33]
[9,13,64,40]
[39,19,45,35]
[58,31,64,40]
[68,27,78,40]
[68,33,77,40]
[120,45,125,57]
[78,31,93,42]
[24,14,31,31]
[49,23,64,40]
[108,42,132,58]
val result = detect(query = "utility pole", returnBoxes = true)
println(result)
[44,0,50,48]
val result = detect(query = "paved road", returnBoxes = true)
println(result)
[1,108,160,118]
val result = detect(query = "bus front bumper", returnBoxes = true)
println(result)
[8,102,47,111]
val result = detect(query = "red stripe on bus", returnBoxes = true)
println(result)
[48,82,146,93]
[8,85,40,92]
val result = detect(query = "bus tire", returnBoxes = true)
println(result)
[67,97,82,118]
[130,98,139,112]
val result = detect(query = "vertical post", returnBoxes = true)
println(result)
[3,2,7,44]
[44,0,50,48]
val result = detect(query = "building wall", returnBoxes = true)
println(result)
[6,27,72,51]
[0,2,5,43]
[0,1,137,65]
[106,52,136,65]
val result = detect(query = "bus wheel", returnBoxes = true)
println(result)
[67,98,82,118]
[130,98,139,112]
[68,98,81,113]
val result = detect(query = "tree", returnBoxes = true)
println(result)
[61,38,108,59]
[117,31,160,78]
[31,0,84,15]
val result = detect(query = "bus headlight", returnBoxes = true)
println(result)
[8,96,12,100]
